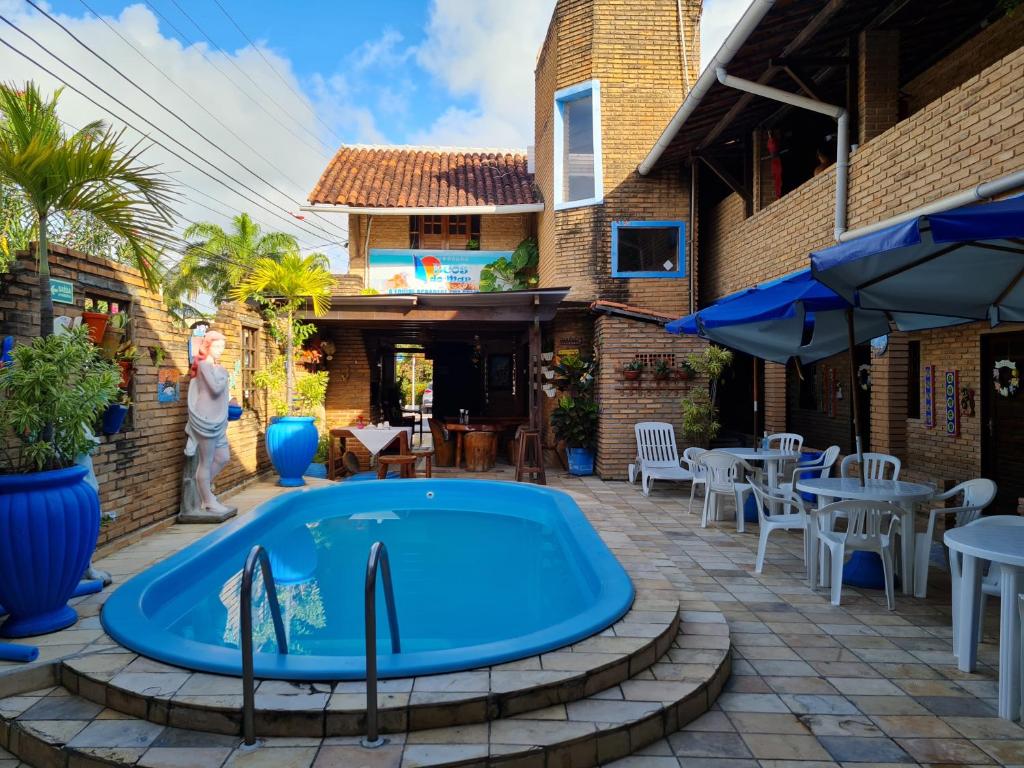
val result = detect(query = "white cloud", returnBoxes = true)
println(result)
[0,2,353,272]
[413,0,556,147]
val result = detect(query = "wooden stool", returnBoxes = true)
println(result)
[515,428,546,485]
[377,455,417,479]
[464,432,496,472]
[412,449,434,478]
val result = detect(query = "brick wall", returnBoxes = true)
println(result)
[593,314,707,479]
[858,30,901,143]
[0,245,272,549]
[322,326,373,470]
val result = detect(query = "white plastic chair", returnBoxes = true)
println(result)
[816,499,902,610]
[779,445,840,503]
[699,450,761,533]
[629,422,694,497]
[841,452,901,480]
[949,514,1024,653]
[913,479,997,598]
[682,446,708,514]
[766,432,804,453]
[749,478,809,575]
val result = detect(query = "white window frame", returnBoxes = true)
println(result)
[553,79,603,211]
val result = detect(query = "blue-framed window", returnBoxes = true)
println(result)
[553,80,603,210]
[611,221,686,278]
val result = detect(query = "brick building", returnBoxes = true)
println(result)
[639,0,1024,512]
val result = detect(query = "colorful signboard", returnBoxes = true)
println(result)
[50,278,74,304]
[368,249,509,294]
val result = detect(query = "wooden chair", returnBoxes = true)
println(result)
[464,431,496,472]
[412,449,434,478]
[377,454,417,479]
[428,418,455,467]
[515,428,546,485]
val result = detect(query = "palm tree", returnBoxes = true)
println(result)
[0,82,175,335]
[232,252,332,412]
[168,213,298,307]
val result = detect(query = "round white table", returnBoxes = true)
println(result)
[721,447,799,490]
[795,477,935,596]
[945,525,1024,720]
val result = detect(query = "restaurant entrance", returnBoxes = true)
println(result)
[982,331,1024,514]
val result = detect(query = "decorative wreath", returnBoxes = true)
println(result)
[857,363,871,391]
[993,359,1019,398]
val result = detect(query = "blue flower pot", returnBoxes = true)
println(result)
[266,417,318,487]
[0,465,100,637]
[567,447,595,476]
[101,403,128,435]
[227,404,243,421]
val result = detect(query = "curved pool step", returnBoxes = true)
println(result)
[0,631,730,768]
[63,596,682,738]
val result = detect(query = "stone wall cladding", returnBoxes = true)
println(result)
[0,246,272,548]
[593,314,707,479]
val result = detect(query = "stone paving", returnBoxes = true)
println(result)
[0,465,1022,766]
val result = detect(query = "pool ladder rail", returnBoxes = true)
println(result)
[238,541,402,750]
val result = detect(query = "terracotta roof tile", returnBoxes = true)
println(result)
[308,145,538,208]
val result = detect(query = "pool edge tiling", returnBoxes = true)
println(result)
[100,479,636,680]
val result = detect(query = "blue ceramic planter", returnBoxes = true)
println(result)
[0,465,100,637]
[266,417,318,487]
[567,447,595,476]
[101,403,128,435]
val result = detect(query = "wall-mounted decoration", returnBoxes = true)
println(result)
[992,358,1019,398]
[487,354,513,391]
[924,365,935,428]
[960,387,976,417]
[158,367,180,403]
[870,335,889,357]
[857,364,871,391]
[944,369,960,437]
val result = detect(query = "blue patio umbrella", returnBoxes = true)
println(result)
[811,194,1024,325]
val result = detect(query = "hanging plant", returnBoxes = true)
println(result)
[993,359,1019,398]
[857,363,871,391]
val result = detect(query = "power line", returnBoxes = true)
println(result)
[0,18,345,247]
[24,0,347,243]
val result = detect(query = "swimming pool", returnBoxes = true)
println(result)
[102,479,634,680]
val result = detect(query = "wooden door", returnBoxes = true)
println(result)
[982,332,1024,514]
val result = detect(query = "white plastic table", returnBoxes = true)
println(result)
[945,524,1024,719]
[795,477,935,596]
[720,447,799,491]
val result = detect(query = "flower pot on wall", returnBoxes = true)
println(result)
[101,403,129,435]
[117,360,133,388]
[0,465,100,637]
[623,369,641,381]
[81,312,109,344]
[100,327,125,359]
[566,447,595,476]
[266,416,318,487]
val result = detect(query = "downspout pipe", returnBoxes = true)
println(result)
[714,68,849,241]
[638,0,777,176]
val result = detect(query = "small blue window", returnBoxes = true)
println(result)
[611,221,686,278]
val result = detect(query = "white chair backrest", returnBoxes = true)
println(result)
[841,452,901,481]
[700,450,749,491]
[796,445,841,482]
[767,432,803,453]
[750,477,804,519]
[683,446,708,477]
[948,478,998,527]
[635,422,680,467]
[819,499,902,537]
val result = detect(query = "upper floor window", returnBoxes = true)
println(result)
[611,221,686,278]
[554,80,603,210]
[409,215,481,249]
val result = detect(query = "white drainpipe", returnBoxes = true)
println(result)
[715,69,850,241]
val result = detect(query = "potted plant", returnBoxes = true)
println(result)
[551,396,599,475]
[81,299,109,344]
[0,327,119,636]
[100,311,129,359]
[677,362,695,381]
[115,342,138,388]
[102,390,131,435]
[653,359,672,381]
[681,345,732,446]
[148,344,168,366]
[623,359,644,381]
[233,252,332,486]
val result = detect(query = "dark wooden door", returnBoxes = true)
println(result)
[982,332,1024,514]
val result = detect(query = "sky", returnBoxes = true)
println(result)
[0,0,751,274]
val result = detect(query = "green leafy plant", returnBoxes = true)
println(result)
[313,432,331,464]
[115,341,139,362]
[550,396,599,450]
[680,345,733,444]
[108,311,130,330]
[552,353,596,397]
[465,238,480,251]
[149,345,168,366]
[479,237,539,292]
[654,359,672,379]
[623,359,645,372]
[253,357,329,418]
[0,326,119,472]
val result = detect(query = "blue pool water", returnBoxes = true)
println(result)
[102,480,634,680]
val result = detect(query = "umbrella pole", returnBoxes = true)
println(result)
[752,356,759,451]
[845,308,866,485]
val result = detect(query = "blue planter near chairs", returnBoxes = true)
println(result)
[266,416,318,487]
[0,465,100,637]
[567,447,595,476]
[101,403,129,435]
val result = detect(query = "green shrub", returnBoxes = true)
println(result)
[550,396,599,450]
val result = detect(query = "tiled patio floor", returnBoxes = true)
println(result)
[1,464,1022,766]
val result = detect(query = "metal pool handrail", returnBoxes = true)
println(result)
[241,544,288,747]
[362,541,401,748]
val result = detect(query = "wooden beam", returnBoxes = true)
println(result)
[782,65,822,101]
[697,153,752,206]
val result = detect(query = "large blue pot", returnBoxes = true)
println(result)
[266,417,318,487]
[0,465,100,637]
[567,447,595,476]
